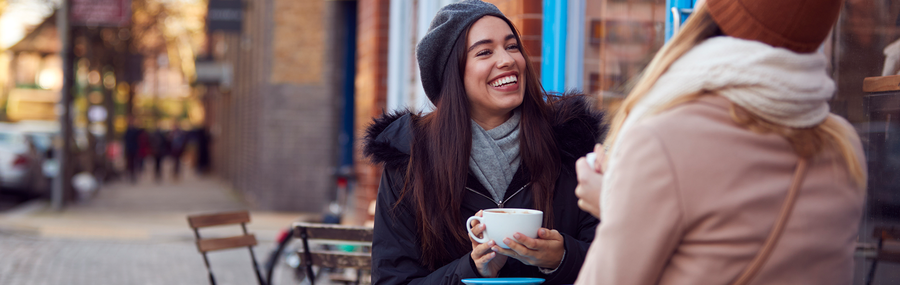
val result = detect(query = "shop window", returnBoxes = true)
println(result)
[582,0,666,112]
[590,20,603,46]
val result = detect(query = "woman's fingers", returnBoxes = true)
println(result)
[491,244,519,259]
[492,229,565,268]
[574,160,601,200]
[575,157,595,183]
[470,210,483,227]
[469,210,485,240]
[470,225,489,253]
[578,198,600,218]
[478,251,498,264]
[511,233,540,250]
[576,151,604,219]
[472,239,496,257]
[592,143,606,173]
[472,240,499,277]
[470,223,486,239]
[539,228,563,241]
[574,183,587,200]
[496,229,554,255]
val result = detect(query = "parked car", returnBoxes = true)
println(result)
[0,123,38,194]
[17,120,59,182]
[17,120,109,187]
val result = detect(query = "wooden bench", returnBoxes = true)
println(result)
[293,222,374,285]
[188,210,266,285]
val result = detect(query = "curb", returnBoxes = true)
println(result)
[0,222,40,236]
[0,199,48,218]
[0,197,322,243]
[0,199,47,236]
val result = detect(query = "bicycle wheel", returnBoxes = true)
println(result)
[265,228,307,285]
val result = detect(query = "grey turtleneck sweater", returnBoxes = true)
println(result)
[469,111,521,203]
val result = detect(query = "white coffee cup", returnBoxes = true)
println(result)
[586,152,597,169]
[466,208,543,249]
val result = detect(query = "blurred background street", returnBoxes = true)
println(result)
[0,161,317,285]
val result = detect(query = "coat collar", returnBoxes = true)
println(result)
[363,92,605,171]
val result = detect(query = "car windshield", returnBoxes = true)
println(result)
[0,131,26,150]
[26,134,53,151]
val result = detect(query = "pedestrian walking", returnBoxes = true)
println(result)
[364,1,604,284]
[149,126,169,182]
[574,0,866,284]
[193,126,211,175]
[123,117,143,183]
[169,122,187,181]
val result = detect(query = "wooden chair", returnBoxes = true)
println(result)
[293,222,374,285]
[188,210,266,285]
[866,226,900,285]
[863,75,900,93]
[862,76,900,285]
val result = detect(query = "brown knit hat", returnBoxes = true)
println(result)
[706,0,843,53]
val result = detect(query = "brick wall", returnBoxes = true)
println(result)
[254,0,342,212]
[209,0,344,212]
[486,0,543,75]
[213,0,265,209]
[352,0,390,226]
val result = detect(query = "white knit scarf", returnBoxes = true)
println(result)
[600,36,835,217]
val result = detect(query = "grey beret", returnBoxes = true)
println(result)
[416,0,506,104]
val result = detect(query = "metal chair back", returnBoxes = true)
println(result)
[188,210,266,285]
[293,222,374,285]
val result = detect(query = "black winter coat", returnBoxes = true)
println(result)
[364,95,605,285]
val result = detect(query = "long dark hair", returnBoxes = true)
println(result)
[399,15,561,270]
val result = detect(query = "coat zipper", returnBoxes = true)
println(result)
[466,182,531,208]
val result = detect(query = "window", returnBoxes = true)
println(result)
[582,0,666,110]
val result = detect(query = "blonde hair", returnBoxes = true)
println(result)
[602,4,865,189]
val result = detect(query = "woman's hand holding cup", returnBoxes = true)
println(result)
[469,210,507,277]
[491,227,565,269]
[467,209,552,273]
[575,143,606,218]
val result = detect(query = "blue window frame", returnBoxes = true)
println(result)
[665,0,698,41]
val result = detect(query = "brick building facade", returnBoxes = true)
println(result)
[206,0,355,212]
[352,0,390,226]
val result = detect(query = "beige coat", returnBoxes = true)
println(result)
[575,96,865,284]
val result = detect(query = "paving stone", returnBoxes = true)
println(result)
[0,232,274,285]
[0,162,326,284]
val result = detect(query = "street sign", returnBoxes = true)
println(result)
[195,60,233,87]
[71,0,131,27]
[208,0,243,32]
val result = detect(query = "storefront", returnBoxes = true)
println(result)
[363,4,900,282]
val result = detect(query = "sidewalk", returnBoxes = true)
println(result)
[0,164,318,242]
[0,164,340,285]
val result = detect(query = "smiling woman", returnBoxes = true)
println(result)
[464,17,526,130]
[363,1,606,285]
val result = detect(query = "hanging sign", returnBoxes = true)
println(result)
[208,0,243,32]
[71,0,131,27]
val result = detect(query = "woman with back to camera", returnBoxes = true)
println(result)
[364,1,603,284]
[573,0,866,284]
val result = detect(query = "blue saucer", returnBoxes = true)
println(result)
[461,277,545,285]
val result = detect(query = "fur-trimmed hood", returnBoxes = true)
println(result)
[363,93,606,170]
